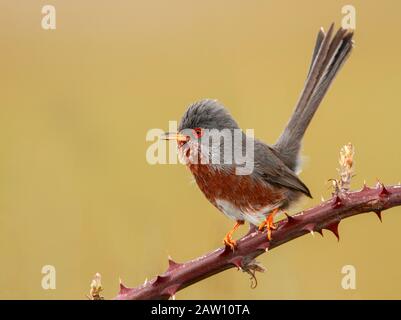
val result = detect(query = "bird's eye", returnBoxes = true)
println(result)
[193,127,203,138]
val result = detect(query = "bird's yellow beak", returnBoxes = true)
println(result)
[161,132,188,142]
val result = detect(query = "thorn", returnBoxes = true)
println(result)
[230,257,243,270]
[302,223,317,237]
[362,181,370,192]
[321,195,325,202]
[144,278,148,285]
[161,284,180,298]
[171,294,176,300]
[378,183,391,197]
[284,212,298,225]
[374,210,383,222]
[119,279,130,295]
[324,221,340,241]
[167,256,181,272]
[154,275,168,285]
[332,195,343,208]
[316,229,324,237]
[256,243,269,252]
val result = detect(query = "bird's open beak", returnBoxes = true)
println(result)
[161,132,189,142]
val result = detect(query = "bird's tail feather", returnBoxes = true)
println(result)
[274,24,354,171]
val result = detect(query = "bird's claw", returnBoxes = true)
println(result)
[258,209,279,241]
[223,221,243,251]
[223,235,237,251]
[266,222,277,241]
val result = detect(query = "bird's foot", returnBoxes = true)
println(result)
[223,220,244,251]
[223,234,237,251]
[258,209,279,241]
[266,219,277,241]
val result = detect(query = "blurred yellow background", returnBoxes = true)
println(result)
[0,0,400,299]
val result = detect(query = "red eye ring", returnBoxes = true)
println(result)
[193,127,203,138]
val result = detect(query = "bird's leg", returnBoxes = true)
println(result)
[258,208,279,241]
[223,220,244,250]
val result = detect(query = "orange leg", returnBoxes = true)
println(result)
[223,220,244,250]
[258,208,279,241]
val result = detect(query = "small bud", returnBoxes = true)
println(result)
[338,143,354,192]
[89,273,104,300]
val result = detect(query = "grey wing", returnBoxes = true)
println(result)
[254,140,312,198]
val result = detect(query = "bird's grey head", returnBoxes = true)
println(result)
[178,99,239,132]
[163,99,254,175]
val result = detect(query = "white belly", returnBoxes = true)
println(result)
[215,199,281,226]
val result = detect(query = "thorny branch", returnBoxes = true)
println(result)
[93,144,401,300]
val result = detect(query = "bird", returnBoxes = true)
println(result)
[163,24,354,250]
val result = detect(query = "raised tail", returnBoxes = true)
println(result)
[274,24,354,171]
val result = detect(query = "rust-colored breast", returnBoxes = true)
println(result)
[188,164,286,214]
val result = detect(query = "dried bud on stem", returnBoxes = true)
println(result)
[88,273,104,300]
[332,143,355,193]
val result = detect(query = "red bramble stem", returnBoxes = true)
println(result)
[115,183,401,300]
